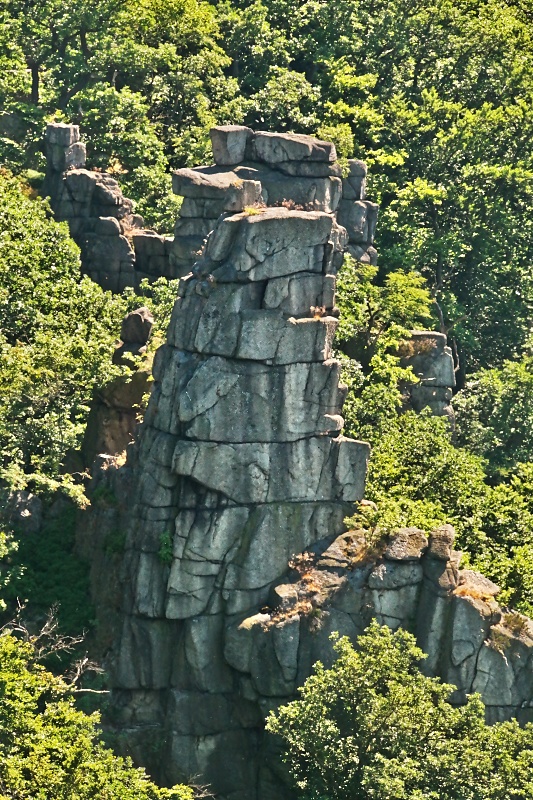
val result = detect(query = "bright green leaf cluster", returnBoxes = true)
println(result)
[267,622,533,800]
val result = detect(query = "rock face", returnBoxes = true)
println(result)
[42,123,174,292]
[400,330,456,424]
[169,126,377,275]
[93,174,369,798]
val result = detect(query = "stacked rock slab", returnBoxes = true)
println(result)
[43,123,174,292]
[400,331,456,424]
[338,159,379,265]
[107,195,370,799]
[169,126,377,274]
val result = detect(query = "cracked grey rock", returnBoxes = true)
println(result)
[250,132,337,165]
[368,561,423,589]
[207,208,334,281]
[147,348,345,442]
[211,125,254,165]
[427,524,456,561]
[171,436,369,504]
[384,528,428,561]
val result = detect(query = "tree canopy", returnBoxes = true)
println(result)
[267,622,533,800]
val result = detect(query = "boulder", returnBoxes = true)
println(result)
[384,528,428,561]
[120,307,154,345]
[251,132,337,165]
[211,125,254,165]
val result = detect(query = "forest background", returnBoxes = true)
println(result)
[1,0,533,795]
[0,0,533,740]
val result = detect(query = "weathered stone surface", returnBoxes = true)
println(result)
[260,175,342,213]
[251,132,337,165]
[207,208,334,281]
[342,160,367,200]
[171,437,369,504]
[44,124,172,291]
[169,282,338,362]
[276,160,342,178]
[263,272,336,316]
[172,167,261,205]
[368,561,423,589]
[423,558,459,595]
[81,123,533,800]
[147,348,344,442]
[384,528,428,561]
[211,125,254,165]
[457,569,500,598]
[337,200,378,244]
[46,122,79,146]
[427,524,456,560]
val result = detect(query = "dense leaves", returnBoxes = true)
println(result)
[0,632,192,799]
[0,171,129,494]
[0,172,178,496]
[267,623,533,800]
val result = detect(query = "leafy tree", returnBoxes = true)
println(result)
[454,354,533,475]
[67,86,180,231]
[0,172,131,494]
[0,172,179,494]
[0,631,193,799]
[335,255,434,443]
[267,622,533,800]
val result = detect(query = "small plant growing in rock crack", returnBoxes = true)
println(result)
[504,611,529,636]
[308,606,328,634]
[158,530,173,564]
[489,627,512,654]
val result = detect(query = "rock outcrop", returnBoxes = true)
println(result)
[400,330,456,424]
[169,125,378,275]
[44,123,378,294]
[231,525,533,747]
[43,123,174,291]
[75,131,533,800]
[100,195,370,799]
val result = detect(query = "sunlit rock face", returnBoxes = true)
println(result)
[78,130,533,800]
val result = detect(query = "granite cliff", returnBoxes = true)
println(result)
[74,129,533,800]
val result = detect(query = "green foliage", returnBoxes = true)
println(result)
[455,354,533,475]
[158,530,173,565]
[5,502,93,635]
[335,255,434,442]
[361,411,486,532]
[346,409,533,614]
[0,632,193,799]
[0,171,131,496]
[0,527,18,612]
[267,622,533,800]
[66,86,181,232]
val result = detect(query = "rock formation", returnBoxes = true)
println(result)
[170,126,378,275]
[76,131,368,799]
[44,123,378,294]
[400,330,456,424]
[43,123,174,291]
[75,131,533,800]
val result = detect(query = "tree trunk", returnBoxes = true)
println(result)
[30,63,39,105]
